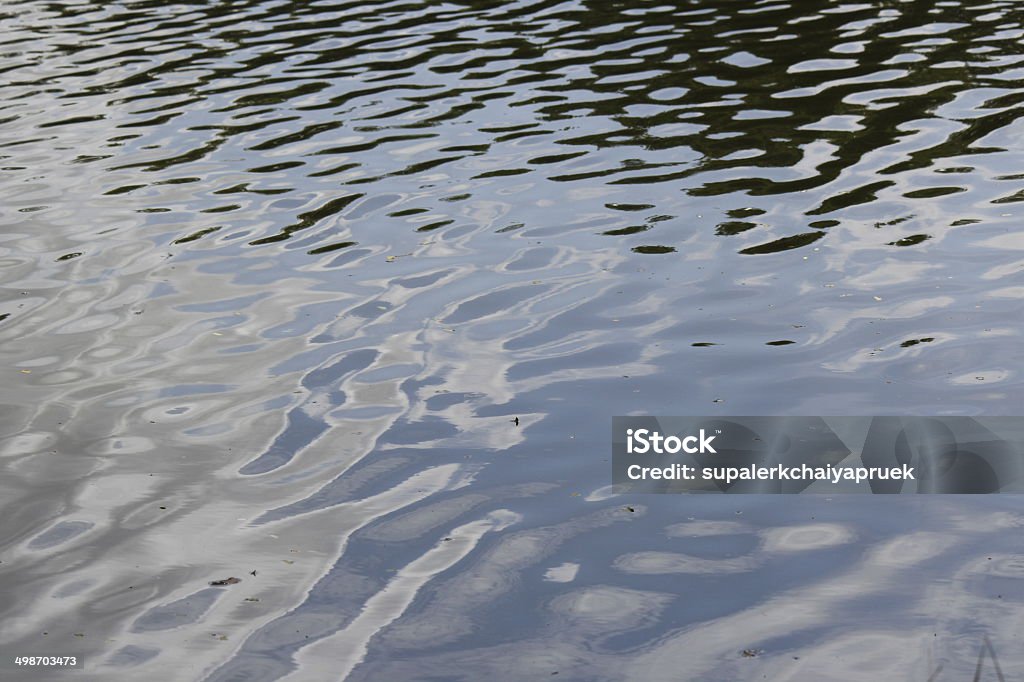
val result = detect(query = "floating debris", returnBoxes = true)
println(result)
[742,648,763,658]
[209,577,241,586]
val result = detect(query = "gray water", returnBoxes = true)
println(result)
[2,0,1024,679]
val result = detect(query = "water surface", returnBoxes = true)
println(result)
[1,0,1024,679]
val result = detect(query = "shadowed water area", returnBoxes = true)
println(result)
[1,0,1024,679]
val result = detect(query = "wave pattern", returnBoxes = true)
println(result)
[1,0,1024,679]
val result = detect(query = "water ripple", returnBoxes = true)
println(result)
[2,0,1024,679]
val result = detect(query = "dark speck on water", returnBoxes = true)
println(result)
[1,0,1023,680]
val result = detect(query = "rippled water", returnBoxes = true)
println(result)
[2,0,1024,679]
